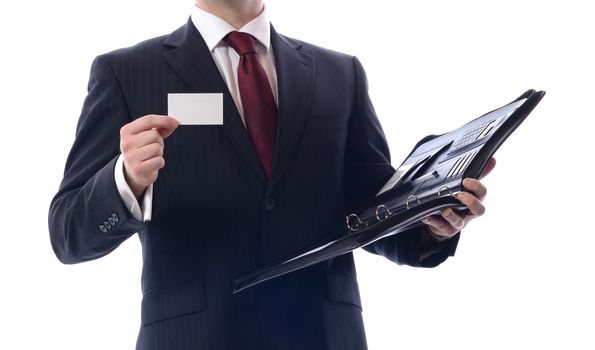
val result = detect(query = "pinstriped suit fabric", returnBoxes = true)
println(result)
[49,18,457,350]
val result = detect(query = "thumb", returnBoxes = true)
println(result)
[479,157,496,180]
[156,117,180,139]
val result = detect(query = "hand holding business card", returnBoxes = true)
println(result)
[168,93,223,125]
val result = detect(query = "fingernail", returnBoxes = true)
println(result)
[422,218,430,223]
[465,178,477,187]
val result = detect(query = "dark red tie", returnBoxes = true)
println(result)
[224,31,277,179]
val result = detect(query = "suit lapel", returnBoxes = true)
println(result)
[267,27,316,195]
[163,19,267,184]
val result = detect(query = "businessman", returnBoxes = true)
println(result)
[49,1,494,349]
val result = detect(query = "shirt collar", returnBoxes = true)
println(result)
[190,4,271,52]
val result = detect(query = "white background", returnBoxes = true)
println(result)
[1,0,593,349]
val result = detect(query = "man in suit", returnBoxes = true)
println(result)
[49,1,494,349]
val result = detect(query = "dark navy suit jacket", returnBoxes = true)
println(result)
[49,19,458,350]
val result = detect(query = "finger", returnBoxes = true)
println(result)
[156,122,179,139]
[479,157,496,180]
[140,156,166,172]
[422,216,459,237]
[130,157,166,185]
[455,192,486,217]
[121,115,179,136]
[462,178,487,201]
[134,143,164,163]
[124,143,163,166]
[121,129,163,152]
[441,208,466,230]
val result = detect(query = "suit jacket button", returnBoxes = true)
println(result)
[104,221,112,230]
[108,217,116,226]
[99,225,108,233]
[112,213,119,222]
[265,198,275,211]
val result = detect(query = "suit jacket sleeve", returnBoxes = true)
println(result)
[344,56,458,267]
[48,55,147,264]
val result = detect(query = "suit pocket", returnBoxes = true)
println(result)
[326,272,363,310]
[141,277,206,327]
[306,113,348,129]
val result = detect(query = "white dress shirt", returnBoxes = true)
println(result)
[114,4,278,222]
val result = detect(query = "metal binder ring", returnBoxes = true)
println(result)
[406,195,420,209]
[375,205,392,221]
[346,214,363,232]
[438,186,452,197]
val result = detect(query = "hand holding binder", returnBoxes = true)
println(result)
[422,157,495,240]
[234,89,546,293]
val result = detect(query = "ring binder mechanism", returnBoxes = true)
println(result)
[438,186,452,197]
[346,214,365,232]
[233,89,546,293]
[375,205,392,221]
[350,186,459,233]
[406,195,420,210]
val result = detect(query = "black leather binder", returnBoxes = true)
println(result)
[234,89,546,293]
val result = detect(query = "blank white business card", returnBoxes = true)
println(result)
[168,93,223,125]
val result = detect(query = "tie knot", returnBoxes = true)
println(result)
[224,31,257,56]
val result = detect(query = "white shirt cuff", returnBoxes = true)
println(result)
[114,155,153,222]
